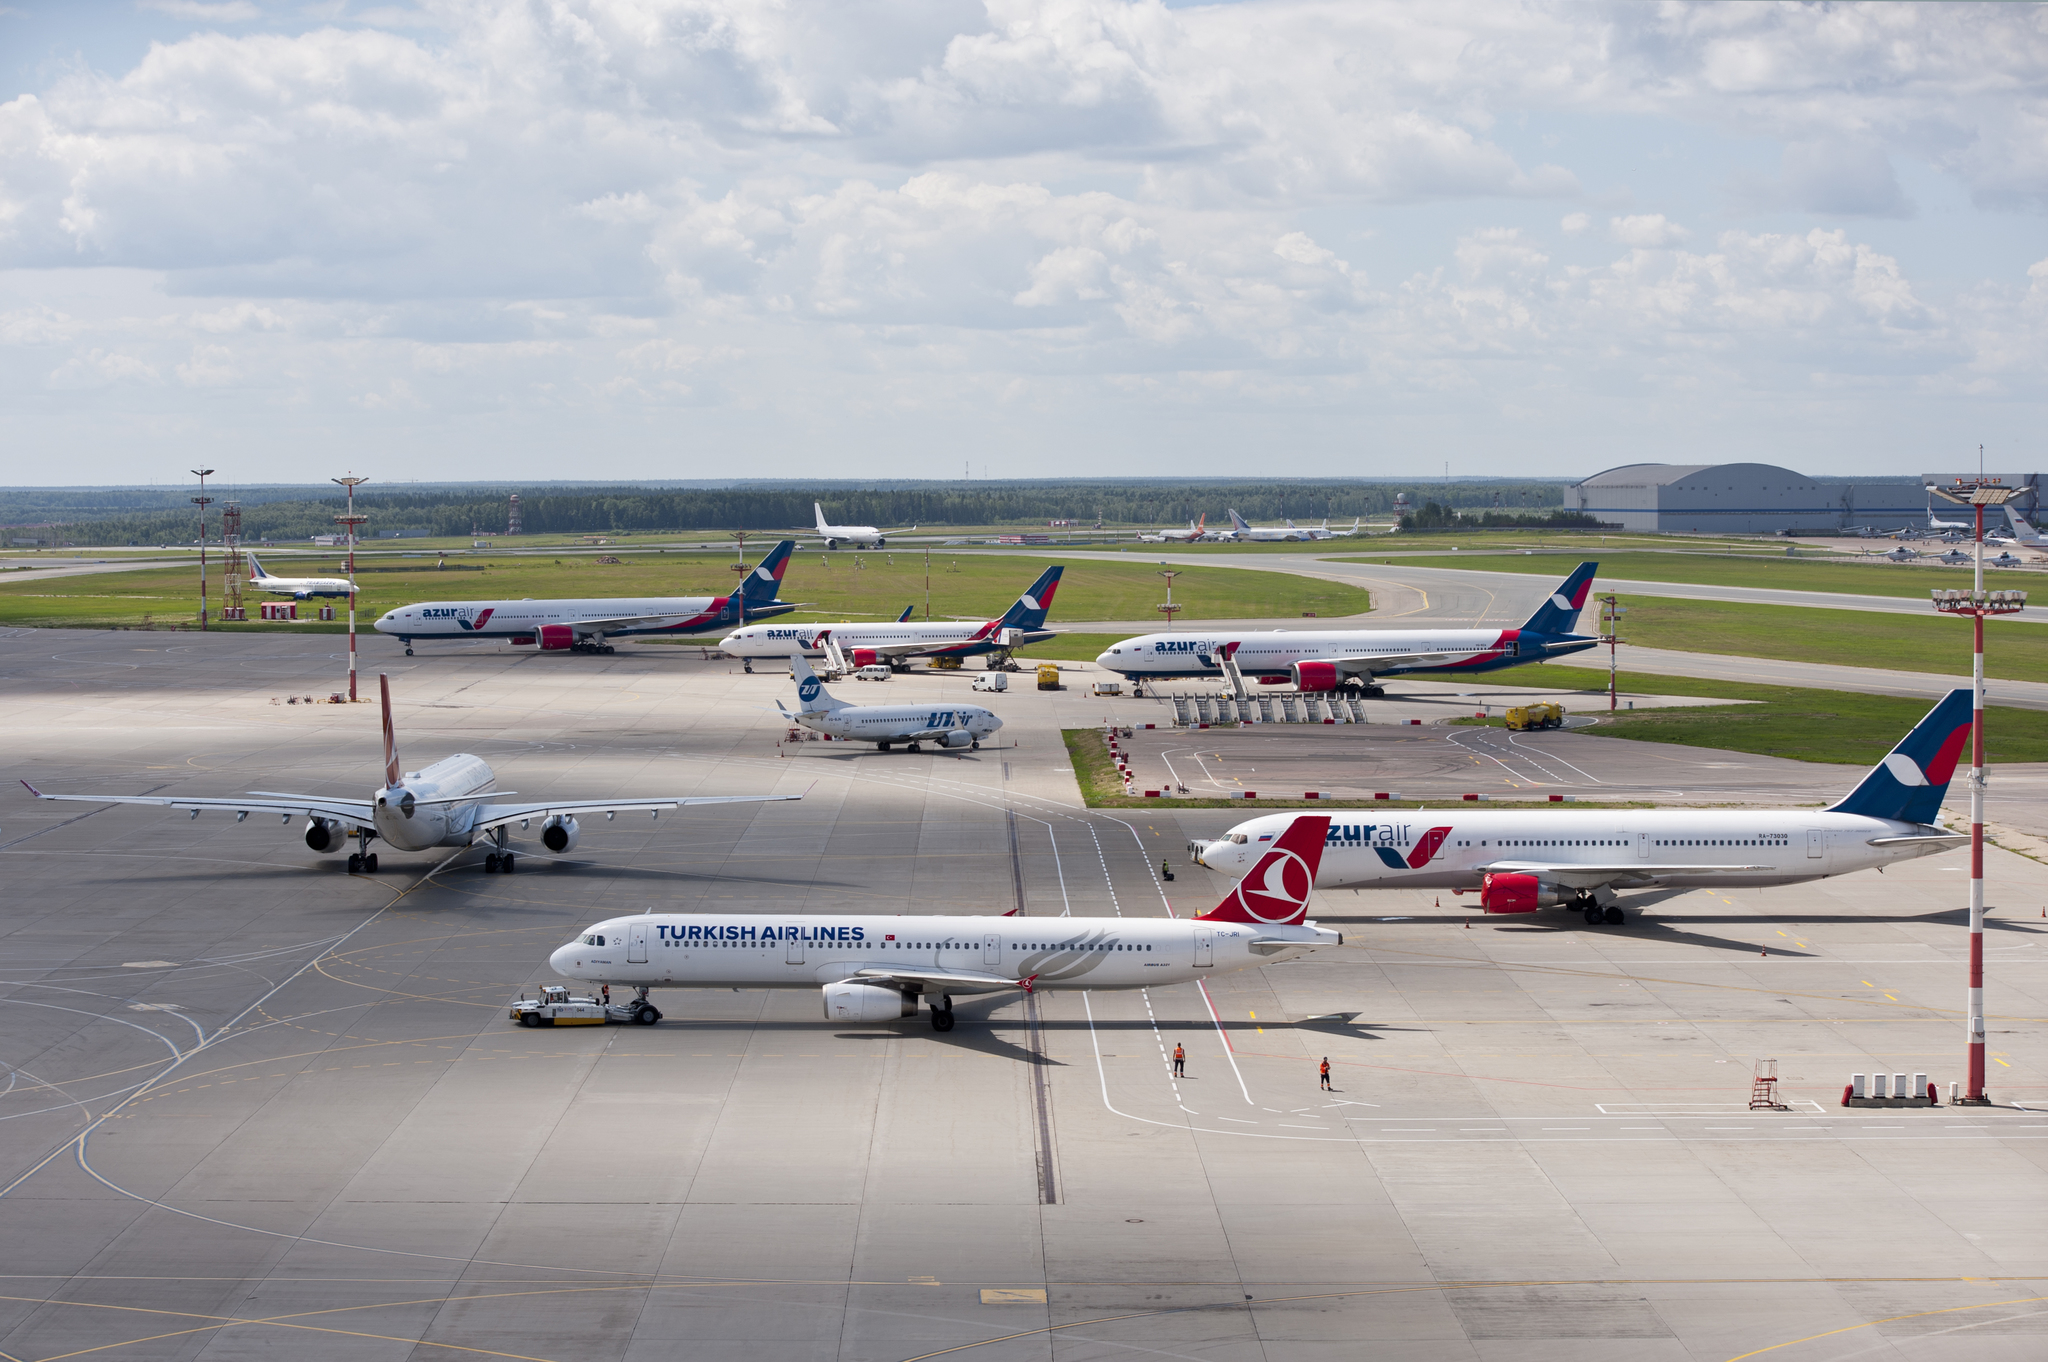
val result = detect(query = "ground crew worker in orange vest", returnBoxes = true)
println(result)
[1319,1057,1333,1091]
[1172,1043,1186,1077]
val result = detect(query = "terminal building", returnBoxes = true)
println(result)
[1568,463,1963,535]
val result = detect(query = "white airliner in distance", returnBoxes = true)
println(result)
[1220,509,1310,542]
[544,814,1342,1030]
[246,552,356,599]
[1989,506,2048,550]
[1294,517,1361,540]
[1138,514,1208,543]
[22,675,799,874]
[1191,689,1972,926]
[780,657,1001,752]
[808,503,913,550]
[721,566,1062,670]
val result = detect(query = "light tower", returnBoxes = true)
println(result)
[190,468,215,630]
[333,476,370,702]
[221,501,244,621]
[1156,568,1182,630]
[1925,473,2026,1105]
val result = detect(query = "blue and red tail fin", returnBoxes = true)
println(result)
[997,566,1063,629]
[1197,815,1329,925]
[1828,688,1974,825]
[897,604,914,623]
[1519,561,1598,635]
[742,540,796,602]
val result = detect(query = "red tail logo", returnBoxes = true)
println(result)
[379,673,402,789]
[1198,815,1329,925]
[1406,826,1451,869]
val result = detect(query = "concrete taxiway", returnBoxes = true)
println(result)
[1,629,2044,1362]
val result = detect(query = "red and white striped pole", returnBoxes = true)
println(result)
[1968,501,1986,1102]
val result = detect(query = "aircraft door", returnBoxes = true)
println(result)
[1636,832,1649,859]
[785,927,805,965]
[1806,829,1825,859]
[983,933,1001,967]
[628,921,649,964]
[1193,928,1214,968]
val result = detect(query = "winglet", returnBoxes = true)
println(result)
[20,779,44,799]
[379,674,402,789]
[1197,815,1330,925]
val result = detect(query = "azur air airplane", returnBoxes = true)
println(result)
[720,565,1062,670]
[21,674,799,875]
[545,814,1342,1031]
[1096,562,1600,695]
[1191,688,1974,925]
[375,539,800,655]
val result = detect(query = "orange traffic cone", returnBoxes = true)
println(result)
[1760,947,1768,957]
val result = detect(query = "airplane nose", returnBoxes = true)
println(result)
[1094,651,1116,669]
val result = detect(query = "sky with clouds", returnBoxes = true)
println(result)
[2,0,2043,485]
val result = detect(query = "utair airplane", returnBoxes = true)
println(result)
[1138,514,1208,543]
[246,551,356,599]
[1096,562,1600,696]
[779,656,1001,752]
[21,675,800,874]
[808,502,914,550]
[546,813,1342,1031]
[374,540,799,656]
[1221,509,1311,542]
[721,566,1062,672]
[1190,689,1973,927]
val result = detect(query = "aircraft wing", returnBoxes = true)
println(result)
[20,781,372,826]
[1480,859,1768,888]
[469,791,803,833]
[851,965,1034,993]
[552,612,724,634]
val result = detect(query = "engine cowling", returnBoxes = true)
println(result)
[941,730,973,748]
[1479,872,1564,913]
[304,819,347,854]
[822,981,913,1022]
[538,624,576,651]
[510,635,537,646]
[1292,660,1340,692]
[850,648,880,668]
[541,815,581,853]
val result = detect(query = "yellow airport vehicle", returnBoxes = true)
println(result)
[1505,702,1565,731]
[1037,663,1063,691]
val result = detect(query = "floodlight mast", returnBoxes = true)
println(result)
[1926,476,2026,1105]
[333,476,370,702]
[190,468,215,630]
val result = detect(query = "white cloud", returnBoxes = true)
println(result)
[138,1,262,21]
[1609,214,1689,248]
[1560,212,1591,235]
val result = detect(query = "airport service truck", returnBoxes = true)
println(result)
[510,984,662,1027]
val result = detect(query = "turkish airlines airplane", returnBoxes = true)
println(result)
[374,540,799,655]
[1190,688,1972,925]
[21,675,798,875]
[720,566,1062,670]
[779,656,1002,751]
[544,814,1342,1030]
[246,551,355,599]
[808,502,914,550]
[1138,514,1208,543]
[1096,562,1599,695]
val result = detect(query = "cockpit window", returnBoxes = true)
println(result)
[580,933,606,946]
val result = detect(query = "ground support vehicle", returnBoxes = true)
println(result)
[1506,702,1565,731]
[971,672,1008,692]
[1037,664,1063,691]
[510,983,663,1027]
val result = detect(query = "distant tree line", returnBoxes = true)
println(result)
[17,480,1575,546]
[1398,502,1613,531]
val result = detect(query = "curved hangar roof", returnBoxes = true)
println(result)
[1574,462,1822,490]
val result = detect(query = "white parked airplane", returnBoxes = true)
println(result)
[1190,689,1972,926]
[246,552,355,599]
[1221,509,1309,542]
[1138,514,1208,543]
[21,675,799,874]
[808,503,913,550]
[780,656,1002,752]
[721,566,1062,671]
[544,814,1342,1030]
[1294,517,1361,540]
[375,541,799,655]
[1989,506,2048,549]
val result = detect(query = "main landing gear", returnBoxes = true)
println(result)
[347,827,380,874]
[1575,893,1625,926]
[484,852,517,873]
[929,994,955,1032]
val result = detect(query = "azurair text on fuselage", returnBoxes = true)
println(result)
[1095,562,1600,693]
[1190,689,1973,925]
[546,815,1341,1031]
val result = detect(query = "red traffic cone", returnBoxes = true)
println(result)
[1760,947,1768,957]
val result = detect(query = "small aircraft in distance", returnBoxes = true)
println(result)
[246,552,355,599]
[1139,514,1209,543]
[21,675,799,874]
[807,503,914,550]
[1296,517,1363,540]
[1937,547,1972,566]
[1878,545,1921,562]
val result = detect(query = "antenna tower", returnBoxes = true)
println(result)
[507,493,523,535]
[221,502,245,620]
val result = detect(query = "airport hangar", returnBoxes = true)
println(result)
[1566,462,2042,534]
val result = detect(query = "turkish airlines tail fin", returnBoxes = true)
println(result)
[1196,815,1330,925]
[1827,688,1973,825]
[1519,561,1598,635]
[379,673,403,788]
[790,655,850,714]
[997,566,1063,629]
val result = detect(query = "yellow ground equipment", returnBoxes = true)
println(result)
[928,656,963,670]
[1506,702,1565,731]
[1037,664,1063,691]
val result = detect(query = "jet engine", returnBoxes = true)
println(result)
[538,624,576,651]
[1479,872,1564,913]
[850,648,880,668]
[822,981,914,1022]
[541,815,581,853]
[1291,660,1340,692]
[305,819,347,854]
[941,730,974,748]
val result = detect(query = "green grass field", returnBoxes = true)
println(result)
[1516,663,2048,764]
[1333,547,2027,599]
[1611,597,2048,684]
[0,553,1368,632]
